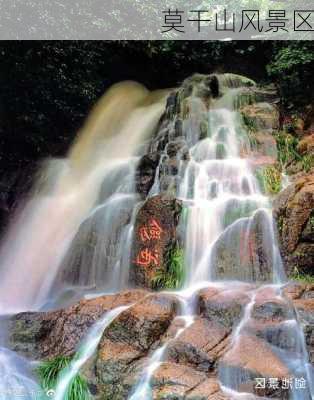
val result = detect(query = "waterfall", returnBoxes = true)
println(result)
[128,74,314,398]
[0,74,313,400]
[0,82,166,314]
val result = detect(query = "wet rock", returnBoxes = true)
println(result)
[165,317,230,373]
[282,282,306,300]
[241,102,280,131]
[253,84,280,104]
[273,172,314,275]
[9,290,147,360]
[104,294,177,352]
[95,294,177,399]
[210,209,275,282]
[198,285,252,329]
[219,334,291,398]
[130,194,182,289]
[135,152,160,197]
[186,379,230,400]
[180,74,220,103]
[292,296,314,364]
[252,300,293,323]
[59,195,136,288]
[152,362,206,399]
[166,139,190,160]
[251,131,278,159]
[96,339,143,399]
[282,283,314,363]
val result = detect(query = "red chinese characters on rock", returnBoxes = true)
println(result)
[135,248,160,267]
[135,219,163,268]
[139,219,163,242]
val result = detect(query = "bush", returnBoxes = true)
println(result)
[267,42,314,109]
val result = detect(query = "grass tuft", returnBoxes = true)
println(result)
[274,132,301,169]
[37,355,90,400]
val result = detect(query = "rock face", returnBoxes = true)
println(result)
[130,194,182,288]
[241,102,280,131]
[8,282,314,400]
[9,290,147,360]
[95,293,177,399]
[283,282,314,364]
[210,210,275,282]
[273,172,314,275]
[135,153,160,198]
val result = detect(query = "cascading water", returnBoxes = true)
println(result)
[0,82,166,399]
[0,82,165,314]
[130,74,313,399]
[0,73,313,400]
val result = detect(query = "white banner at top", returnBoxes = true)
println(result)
[0,0,313,40]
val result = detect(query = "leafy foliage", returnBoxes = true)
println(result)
[152,247,185,290]
[302,154,314,173]
[37,355,90,400]
[274,132,300,169]
[267,42,314,109]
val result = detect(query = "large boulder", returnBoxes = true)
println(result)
[210,209,277,282]
[198,284,253,329]
[130,194,182,288]
[135,152,160,198]
[9,290,147,360]
[165,317,230,373]
[219,334,291,399]
[273,172,314,275]
[95,293,177,399]
[241,102,280,131]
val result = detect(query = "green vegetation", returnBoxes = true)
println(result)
[255,166,282,195]
[267,42,314,109]
[274,132,300,169]
[290,268,314,284]
[37,355,90,400]
[274,131,314,174]
[277,215,285,234]
[152,247,185,290]
[302,154,314,173]
[242,114,257,133]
